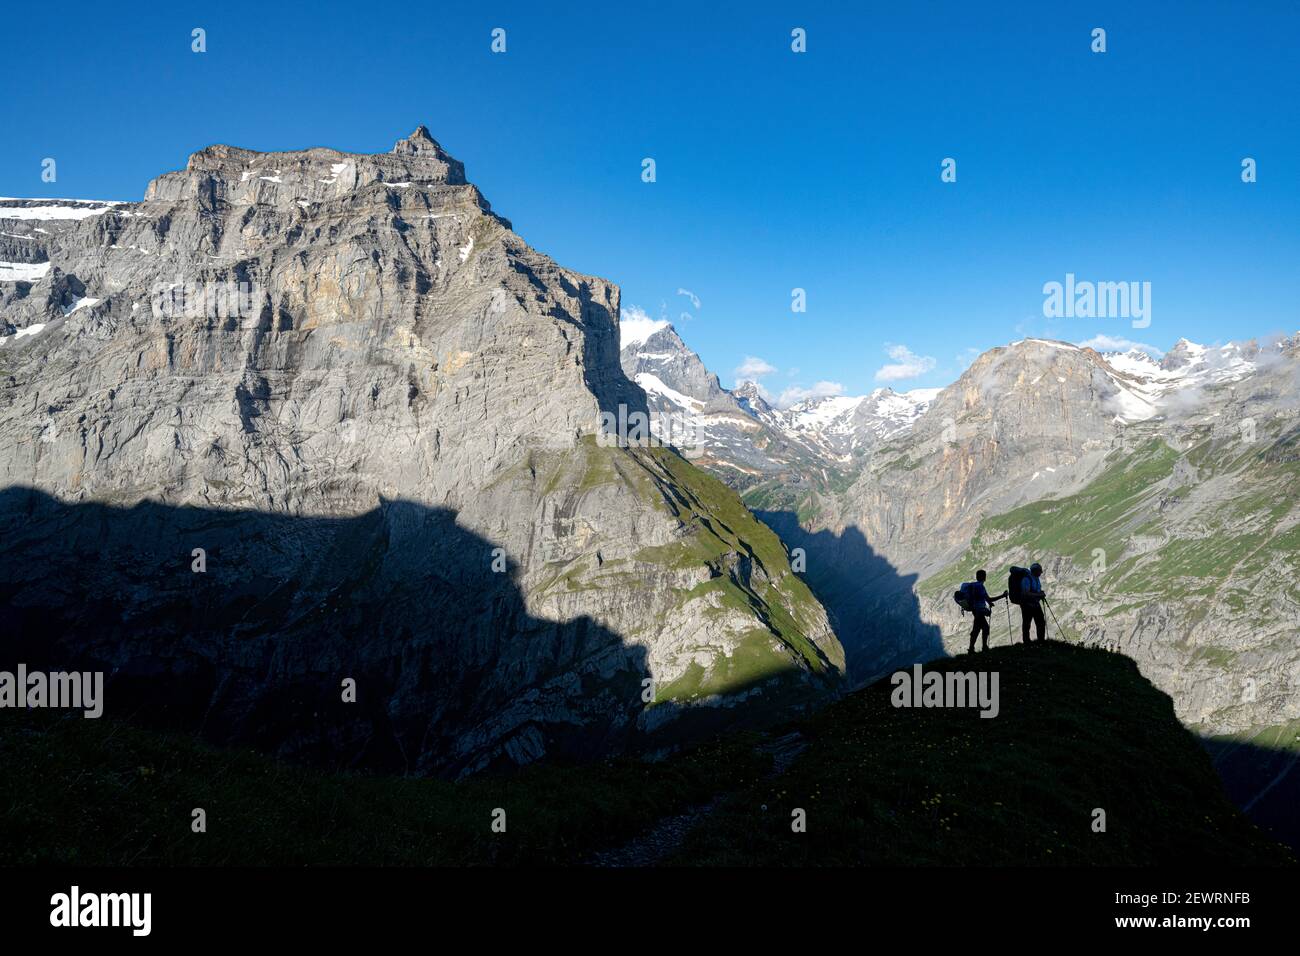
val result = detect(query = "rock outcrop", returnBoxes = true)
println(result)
[0,128,843,776]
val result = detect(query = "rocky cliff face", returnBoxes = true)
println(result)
[824,340,1130,579]
[0,128,843,776]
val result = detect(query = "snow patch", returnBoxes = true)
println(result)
[0,201,121,221]
[63,296,100,315]
[0,260,51,282]
[635,372,705,413]
[0,323,47,347]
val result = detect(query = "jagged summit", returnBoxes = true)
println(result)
[145,126,471,205]
[732,380,773,416]
[392,124,446,155]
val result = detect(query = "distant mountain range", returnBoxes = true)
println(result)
[620,317,1300,747]
[2,127,1296,792]
[619,319,939,513]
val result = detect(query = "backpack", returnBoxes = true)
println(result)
[953,582,975,614]
[1008,566,1029,605]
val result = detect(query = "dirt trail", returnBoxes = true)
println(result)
[586,731,807,867]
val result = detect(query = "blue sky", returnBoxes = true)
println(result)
[4,1,1297,401]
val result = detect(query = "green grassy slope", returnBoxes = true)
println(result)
[918,438,1181,602]
[2,643,1289,866]
[672,643,1294,865]
[527,438,844,705]
[917,431,1300,676]
[0,710,770,866]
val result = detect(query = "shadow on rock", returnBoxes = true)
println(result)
[0,486,669,779]
[756,511,945,686]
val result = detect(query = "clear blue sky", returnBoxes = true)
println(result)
[4,1,1297,399]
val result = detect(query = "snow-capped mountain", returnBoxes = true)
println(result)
[1093,337,1273,421]
[617,318,947,490]
[777,388,941,456]
[619,321,739,418]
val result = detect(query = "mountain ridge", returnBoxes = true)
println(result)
[0,128,844,774]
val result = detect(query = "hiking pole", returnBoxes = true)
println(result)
[1044,598,1068,643]
[1005,598,1013,646]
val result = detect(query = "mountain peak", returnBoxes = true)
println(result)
[146,127,471,203]
[619,315,673,350]
[1161,338,1207,372]
[392,124,444,155]
[732,380,774,416]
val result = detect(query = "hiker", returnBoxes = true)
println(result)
[966,569,1007,653]
[1019,562,1047,643]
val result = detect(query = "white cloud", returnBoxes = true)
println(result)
[618,304,669,349]
[777,380,844,408]
[874,344,937,382]
[1077,333,1163,356]
[734,355,777,382]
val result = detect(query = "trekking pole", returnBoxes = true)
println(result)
[1044,598,1068,643]
[1005,599,1013,646]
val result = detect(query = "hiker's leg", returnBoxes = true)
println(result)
[1020,606,1032,643]
[978,615,990,650]
[1033,606,1046,641]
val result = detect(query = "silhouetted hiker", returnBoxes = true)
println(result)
[1018,562,1047,643]
[964,569,1007,653]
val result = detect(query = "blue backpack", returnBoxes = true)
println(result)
[953,582,976,614]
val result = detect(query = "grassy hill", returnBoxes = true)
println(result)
[1,643,1290,866]
[673,642,1293,865]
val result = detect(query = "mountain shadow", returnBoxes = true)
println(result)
[1203,731,1300,854]
[755,511,944,686]
[0,486,684,779]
